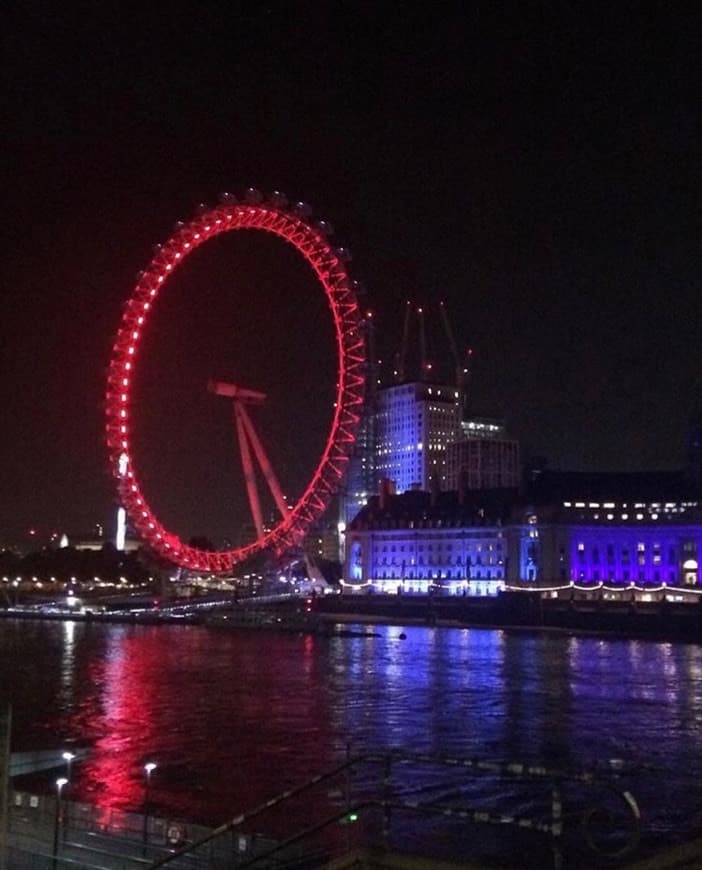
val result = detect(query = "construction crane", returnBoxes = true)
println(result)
[417,305,432,381]
[439,300,472,415]
[393,300,412,382]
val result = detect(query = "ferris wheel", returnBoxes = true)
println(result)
[105,190,367,573]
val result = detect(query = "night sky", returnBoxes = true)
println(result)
[3,4,701,545]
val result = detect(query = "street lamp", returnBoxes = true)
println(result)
[60,753,75,842]
[52,777,68,870]
[142,762,157,853]
[61,751,75,780]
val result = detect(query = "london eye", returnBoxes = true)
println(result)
[105,190,366,573]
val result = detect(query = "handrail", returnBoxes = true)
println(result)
[146,751,641,870]
[146,755,362,869]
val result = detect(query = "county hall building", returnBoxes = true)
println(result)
[344,470,702,597]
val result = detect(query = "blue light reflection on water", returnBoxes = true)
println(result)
[3,619,702,846]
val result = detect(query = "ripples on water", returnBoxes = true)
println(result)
[3,619,702,861]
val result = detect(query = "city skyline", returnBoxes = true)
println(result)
[3,5,701,542]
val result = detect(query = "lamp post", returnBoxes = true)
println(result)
[60,754,74,842]
[61,752,75,780]
[142,762,157,853]
[52,777,68,870]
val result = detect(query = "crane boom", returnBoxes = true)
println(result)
[418,305,428,381]
[439,300,461,379]
[394,300,412,382]
[439,300,470,415]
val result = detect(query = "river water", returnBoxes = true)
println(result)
[3,618,702,863]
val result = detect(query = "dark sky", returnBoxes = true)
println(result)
[2,3,701,544]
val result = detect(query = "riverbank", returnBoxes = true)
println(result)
[4,590,702,643]
[315,591,702,642]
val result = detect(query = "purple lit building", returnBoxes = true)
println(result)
[345,488,513,596]
[511,470,702,588]
[344,470,702,596]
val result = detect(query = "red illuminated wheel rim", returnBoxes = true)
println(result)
[105,194,366,573]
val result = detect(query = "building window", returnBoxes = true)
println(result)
[683,559,698,586]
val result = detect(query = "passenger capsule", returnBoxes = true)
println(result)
[269,190,288,208]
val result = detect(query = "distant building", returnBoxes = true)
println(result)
[68,528,141,554]
[342,392,378,526]
[447,417,521,491]
[66,523,107,552]
[374,382,462,493]
[340,302,517,527]
[303,522,342,563]
[341,313,379,526]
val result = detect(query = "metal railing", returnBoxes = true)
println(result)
[146,750,641,870]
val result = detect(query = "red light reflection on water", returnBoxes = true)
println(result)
[76,627,163,813]
[67,625,334,826]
